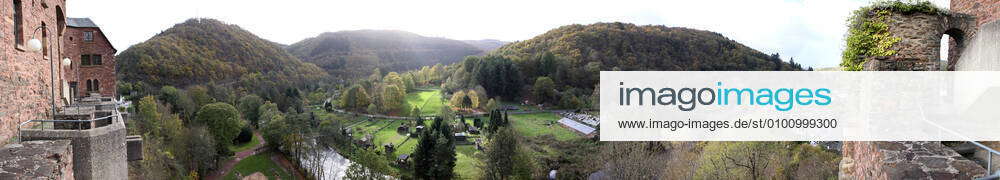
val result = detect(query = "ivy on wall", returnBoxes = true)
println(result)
[841,0,944,71]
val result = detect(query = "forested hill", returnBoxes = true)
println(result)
[116,18,328,87]
[490,22,805,89]
[462,39,509,53]
[444,22,806,106]
[286,30,483,79]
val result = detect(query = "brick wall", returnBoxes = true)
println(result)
[0,0,68,145]
[952,0,1000,28]
[63,26,117,98]
[840,141,889,179]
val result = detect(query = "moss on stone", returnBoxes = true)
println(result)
[841,0,945,71]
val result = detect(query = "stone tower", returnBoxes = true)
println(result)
[861,11,976,71]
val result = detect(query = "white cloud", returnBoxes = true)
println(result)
[66,0,951,68]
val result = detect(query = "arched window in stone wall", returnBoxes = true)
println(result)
[56,7,65,35]
[939,28,966,71]
[85,79,101,92]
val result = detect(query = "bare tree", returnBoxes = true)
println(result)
[695,142,783,180]
[600,142,670,179]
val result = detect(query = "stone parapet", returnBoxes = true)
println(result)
[20,112,127,180]
[0,140,74,179]
[840,141,986,179]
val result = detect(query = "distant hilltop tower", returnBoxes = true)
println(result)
[951,0,1000,28]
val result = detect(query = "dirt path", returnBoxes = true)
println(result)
[271,153,308,180]
[204,130,267,180]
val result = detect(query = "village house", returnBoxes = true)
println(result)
[62,17,117,99]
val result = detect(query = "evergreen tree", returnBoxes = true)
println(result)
[485,110,509,134]
[412,117,457,179]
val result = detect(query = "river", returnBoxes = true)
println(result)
[299,147,353,179]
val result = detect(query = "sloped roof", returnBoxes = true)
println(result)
[65,17,117,52]
[66,18,98,28]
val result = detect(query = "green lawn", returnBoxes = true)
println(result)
[309,105,370,127]
[405,89,446,116]
[223,151,293,180]
[338,107,491,179]
[350,119,421,157]
[454,145,483,180]
[228,132,261,153]
[508,113,580,141]
[351,120,394,137]
[393,137,418,157]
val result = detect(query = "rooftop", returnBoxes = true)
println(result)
[66,18,98,28]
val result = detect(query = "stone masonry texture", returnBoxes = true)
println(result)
[840,141,987,179]
[21,115,129,180]
[871,12,977,70]
[0,140,74,179]
[952,0,1000,28]
[0,0,69,145]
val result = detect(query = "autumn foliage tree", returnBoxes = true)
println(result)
[340,85,370,112]
[381,84,406,113]
[450,90,467,109]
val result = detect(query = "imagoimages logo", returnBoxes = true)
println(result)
[602,71,1000,141]
[617,81,832,111]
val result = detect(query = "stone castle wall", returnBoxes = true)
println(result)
[848,6,994,179]
[862,11,976,71]
[952,0,1000,28]
[0,0,68,144]
[21,114,128,180]
[840,141,987,179]
[0,140,74,179]
[885,13,976,62]
[840,141,889,179]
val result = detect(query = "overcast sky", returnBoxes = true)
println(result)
[66,0,950,68]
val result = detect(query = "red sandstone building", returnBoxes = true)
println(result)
[63,17,117,99]
[0,1,117,144]
[0,0,69,143]
[952,0,1000,28]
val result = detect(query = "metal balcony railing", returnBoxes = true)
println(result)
[16,101,123,143]
[917,107,1000,180]
[972,140,1000,180]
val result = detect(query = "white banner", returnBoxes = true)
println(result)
[599,71,1000,141]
